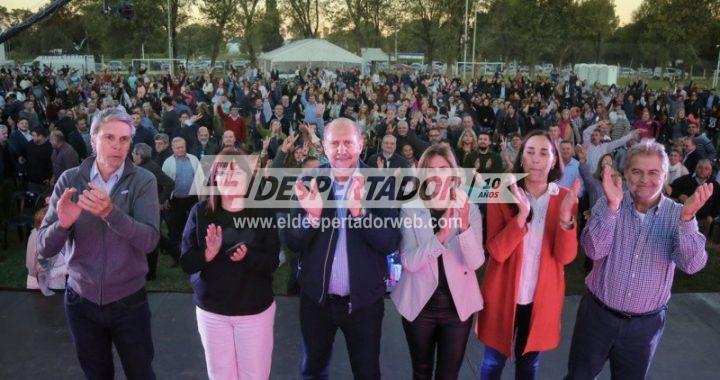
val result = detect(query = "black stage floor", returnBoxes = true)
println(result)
[1,291,719,379]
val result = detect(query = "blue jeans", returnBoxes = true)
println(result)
[300,294,384,380]
[64,286,155,380]
[565,293,666,380]
[479,304,540,380]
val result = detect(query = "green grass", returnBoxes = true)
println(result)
[1,232,717,296]
[617,77,714,90]
[0,231,292,295]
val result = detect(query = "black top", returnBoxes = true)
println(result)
[181,200,280,316]
[26,141,52,184]
[670,175,720,220]
[429,209,451,299]
[161,109,180,137]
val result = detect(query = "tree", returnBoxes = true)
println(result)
[177,23,216,59]
[481,0,578,68]
[199,0,240,65]
[328,0,395,53]
[633,0,720,67]
[237,0,262,64]
[281,0,321,38]
[402,0,464,70]
[256,0,284,52]
[576,0,618,62]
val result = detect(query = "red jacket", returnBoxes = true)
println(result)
[217,107,248,143]
[476,185,577,358]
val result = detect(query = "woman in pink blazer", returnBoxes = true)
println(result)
[391,144,485,379]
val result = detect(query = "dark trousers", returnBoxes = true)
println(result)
[401,291,472,380]
[168,196,197,261]
[480,304,540,380]
[146,248,158,280]
[64,286,155,380]
[300,294,384,380]
[565,293,666,380]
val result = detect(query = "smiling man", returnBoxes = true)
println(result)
[287,117,402,379]
[565,139,710,379]
[37,108,161,379]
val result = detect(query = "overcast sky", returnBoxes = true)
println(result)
[0,0,644,27]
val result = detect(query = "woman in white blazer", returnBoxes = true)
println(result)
[391,144,485,380]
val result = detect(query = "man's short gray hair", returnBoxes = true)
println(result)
[50,130,65,142]
[171,137,186,145]
[697,158,713,170]
[154,133,170,145]
[623,138,669,174]
[90,108,135,137]
[132,143,153,161]
[382,134,397,143]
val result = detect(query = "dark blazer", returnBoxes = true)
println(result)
[683,150,702,174]
[367,152,410,169]
[670,175,720,220]
[189,139,220,159]
[285,162,402,311]
[140,159,175,203]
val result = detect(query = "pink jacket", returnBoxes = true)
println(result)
[391,201,485,322]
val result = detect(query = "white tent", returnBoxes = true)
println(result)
[361,48,389,64]
[258,39,364,73]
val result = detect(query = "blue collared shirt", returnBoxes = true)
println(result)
[328,178,351,296]
[558,158,584,195]
[582,193,707,313]
[173,156,194,198]
[90,160,125,195]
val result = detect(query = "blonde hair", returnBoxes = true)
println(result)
[456,128,478,150]
[417,144,459,169]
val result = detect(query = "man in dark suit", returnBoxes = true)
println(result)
[670,159,720,236]
[188,126,219,159]
[287,118,401,379]
[368,134,410,169]
[682,137,702,174]
[131,142,175,280]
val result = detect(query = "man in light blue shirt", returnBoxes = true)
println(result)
[559,141,584,196]
[161,137,199,265]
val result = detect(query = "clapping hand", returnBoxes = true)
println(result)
[347,175,366,217]
[559,179,581,228]
[294,178,323,220]
[451,187,471,233]
[78,183,113,219]
[601,164,623,211]
[57,188,82,229]
[680,183,714,222]
[204,224,222,262]
[508,175,530,228]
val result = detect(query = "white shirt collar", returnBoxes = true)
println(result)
[91,160,125,183]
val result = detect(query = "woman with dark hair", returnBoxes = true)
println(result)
[392,144,485,380]
[181,147,280,379]
[476,130,580,379]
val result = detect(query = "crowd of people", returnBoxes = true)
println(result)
[0,61,718,379]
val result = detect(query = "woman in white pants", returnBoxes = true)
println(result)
[181,147,280,379]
